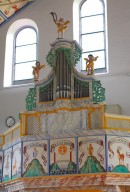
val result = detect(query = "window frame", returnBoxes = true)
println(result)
[12,25,38,85]
[79,0,107,74]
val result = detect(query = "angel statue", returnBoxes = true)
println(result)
[32,61,45,81]
[50,12,70,39]
[84,54,98,75]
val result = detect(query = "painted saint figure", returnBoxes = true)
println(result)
[88,143,93,156]
[32,61,45,81]
[12,157,17,175]
[84,54,98,75]
[33,148,38,159]
[5,155,10,176]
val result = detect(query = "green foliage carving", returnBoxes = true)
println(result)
[39,80,53,93]
[73,43,82,65]
[46,43,82,68]
[75,78,89,87]
[46,49,54,67]
[26,87,36,111]
[92,79,105,103]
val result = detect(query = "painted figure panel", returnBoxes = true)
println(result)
[22,140,48,177]
[107,136,130,173]
[0,151,3,182]
[78,136,106,173]
[12,143,21,179]
[50,138,77,175]
[3,147,12,182]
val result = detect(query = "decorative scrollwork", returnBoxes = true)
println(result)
[75,78,89,87]
[92,79,105,103]
[56,47,72,69]
[73,43,82,65]
[46,49,54,67]
[26,87,36,111]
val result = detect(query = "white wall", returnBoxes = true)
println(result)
[0,0,130,133]
[97,0,130,115]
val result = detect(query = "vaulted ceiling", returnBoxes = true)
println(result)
[0,0,34,27]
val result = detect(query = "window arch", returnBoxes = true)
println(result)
[13,27,38,85]
[73,0,107,74]
[4,19,38,87]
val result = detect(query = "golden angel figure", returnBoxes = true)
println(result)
[50,12,70,39]
[84,54,98,75]
[32,61,45,81]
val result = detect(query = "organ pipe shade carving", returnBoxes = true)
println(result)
[26,87,36,111]
[39,80,53,102]
[74,78,89,98]
[46,48,54,67]
[56,48,71,98]
[56,48,72,69]
[92,79,105,103]
[73,42,82,65]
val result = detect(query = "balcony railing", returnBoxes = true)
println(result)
[1,112,130,147]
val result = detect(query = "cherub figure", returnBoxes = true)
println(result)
[84,54,98,75]
[50,12,70,39]
[32,61,45,81]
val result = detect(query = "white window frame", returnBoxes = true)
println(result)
[13,26,38,85]
[73,0,107,74]
[4,19,38,87]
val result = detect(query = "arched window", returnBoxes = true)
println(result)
[73,0,107,73]
[4,19,38,87]
[13,27,38,85]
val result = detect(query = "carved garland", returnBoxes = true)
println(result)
[92,79,105,103]
[26,87,36,111]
